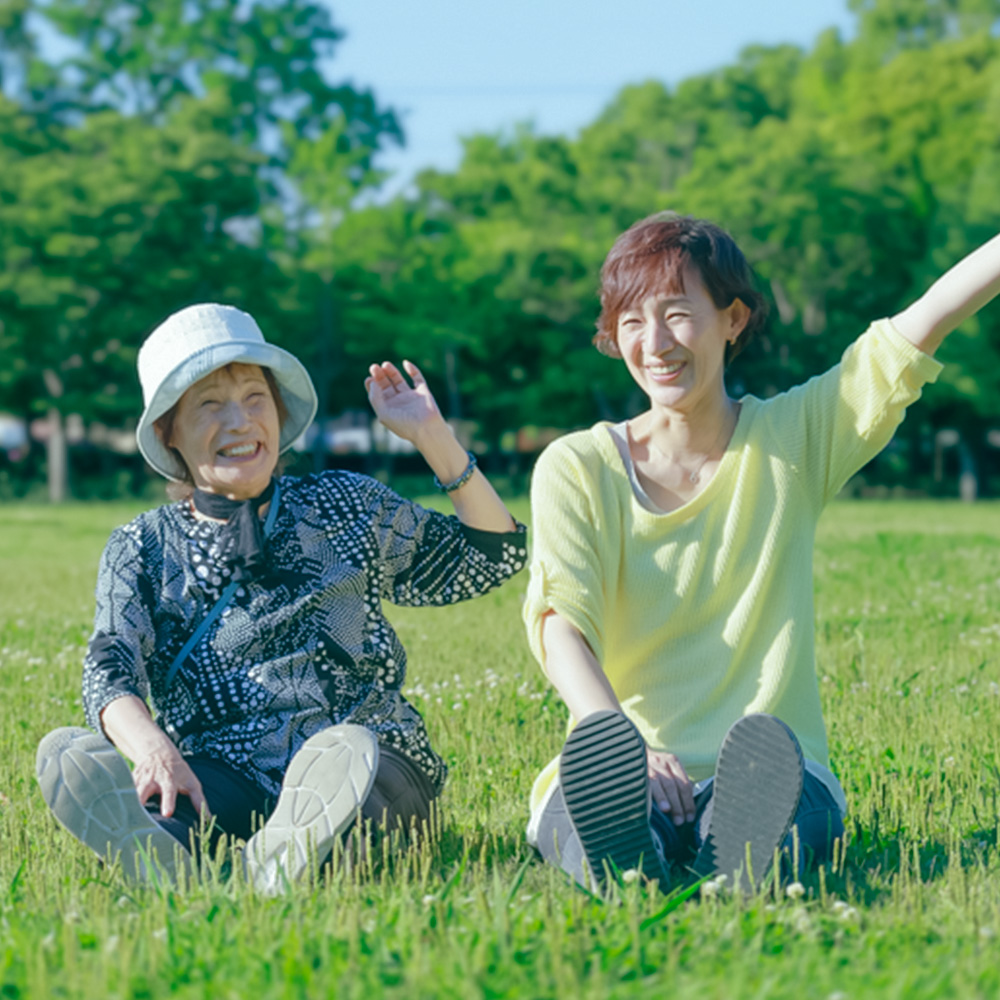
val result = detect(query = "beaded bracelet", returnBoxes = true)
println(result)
[433,451,478,493]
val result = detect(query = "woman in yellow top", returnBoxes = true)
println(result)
[523,213,1000,892]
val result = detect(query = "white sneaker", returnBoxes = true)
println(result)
[36,726,190,883]
[244,725,379,893]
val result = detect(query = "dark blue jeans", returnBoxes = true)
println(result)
[650,768,844,875]
[146,744,437,855]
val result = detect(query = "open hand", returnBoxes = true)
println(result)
[365,360,445,444]
[648,748,695,825]
[133,745,210,819]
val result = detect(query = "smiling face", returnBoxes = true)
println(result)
[616,264,749,415]
[164,363,281,499]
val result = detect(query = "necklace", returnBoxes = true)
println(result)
[632,403,740,486]
[686,420,727,483]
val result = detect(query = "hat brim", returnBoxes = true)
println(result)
[136,340,318,482]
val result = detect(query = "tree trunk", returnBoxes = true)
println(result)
[47,406,67,503]
[444,347,462,421]
[42,368,68,503]
[958,439,978,503]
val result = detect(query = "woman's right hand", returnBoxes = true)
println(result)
[100,694,210,819]
[132,745,209,819]
[647,748,695,826]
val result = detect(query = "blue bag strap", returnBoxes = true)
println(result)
[164,482,281,692]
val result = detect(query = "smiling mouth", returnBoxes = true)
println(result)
[647,361,685,376]
[218,442,261,458]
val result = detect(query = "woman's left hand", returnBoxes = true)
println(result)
[365,360,445,445]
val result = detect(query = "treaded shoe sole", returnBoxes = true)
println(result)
[559,710,668,890]
[36,726,189,883]
[691,713,804,893]
[245,724,378,892]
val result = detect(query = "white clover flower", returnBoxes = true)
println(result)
[421,894,437,906]
[785,881,806,900]
[701,878,722,897]
[621,868,640,884]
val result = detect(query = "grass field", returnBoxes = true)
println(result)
[1,497,999,999]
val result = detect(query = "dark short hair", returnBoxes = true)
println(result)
[153,363,289,499]
[594,212,768,363]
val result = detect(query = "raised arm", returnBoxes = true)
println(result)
[892,232,1000,356]
[365,360,515,532]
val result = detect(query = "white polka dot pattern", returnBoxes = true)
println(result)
[81,471,527,796]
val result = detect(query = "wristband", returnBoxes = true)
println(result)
[433,451,478,493]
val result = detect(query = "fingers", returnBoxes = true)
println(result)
[366,361,423,396]
[402,359,426,386]
[184,775,212,819]
[133,771,154,808]
[375,361,406,389]
[650,772,686,822]
[648,752,696,825]
[157,778,177,819]
[677,774,696,823]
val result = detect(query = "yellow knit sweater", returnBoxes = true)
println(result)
[524,319,942,813]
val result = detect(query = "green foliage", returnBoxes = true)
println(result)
[2,499,1000,997]
[3,0,1000,491]
[319,14,1000,444]
[0,93,279,423]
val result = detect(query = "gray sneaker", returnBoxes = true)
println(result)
[36,726,189,883]
[691,713,804,893]
[244,724,379,893]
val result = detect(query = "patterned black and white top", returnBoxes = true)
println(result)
[81,470,527,796]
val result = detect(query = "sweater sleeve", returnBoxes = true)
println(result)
[354,476,527,607]
[767,318,943,509]
[522,438,609,668]
[81,522,158,733]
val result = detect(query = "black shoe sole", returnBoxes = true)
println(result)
[691,713,804,893]
[559,710,668,890]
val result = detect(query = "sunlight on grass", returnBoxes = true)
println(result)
[1,499,999,998]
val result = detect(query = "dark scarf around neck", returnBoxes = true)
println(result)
[191,478,276,581]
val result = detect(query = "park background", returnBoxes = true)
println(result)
[0,0,999,502]
[3,1,1000,998]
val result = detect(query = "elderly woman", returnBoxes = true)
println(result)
[36,304,526,889]
[524,213,1000,892]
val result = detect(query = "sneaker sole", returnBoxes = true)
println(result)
[245,725,378,892]
[559,710,668,890]
[36,726,189,882]
[691,713,804,892]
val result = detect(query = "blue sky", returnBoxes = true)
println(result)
[325,0,857,197]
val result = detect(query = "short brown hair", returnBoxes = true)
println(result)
[594,212,768,363]
[153,364,289,498]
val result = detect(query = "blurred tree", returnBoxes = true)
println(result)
[1,0,402,498]
[19,0,399,162]
[0,94,281,499]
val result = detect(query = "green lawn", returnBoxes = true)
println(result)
[1,498,999,999]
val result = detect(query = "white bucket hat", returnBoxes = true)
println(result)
[136,303,318,481]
